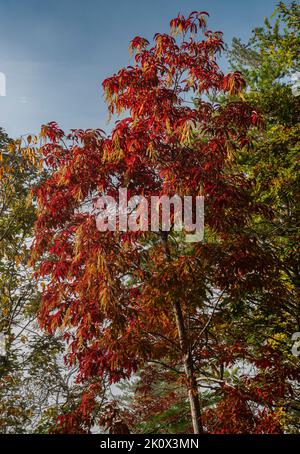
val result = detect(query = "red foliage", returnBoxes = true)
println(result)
[30,11,292,433]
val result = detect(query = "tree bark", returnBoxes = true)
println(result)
[172,299,203,434]
[163,234,203,433]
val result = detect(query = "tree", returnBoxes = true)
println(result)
[229,1,300,92]
[30,10,281,434]
[0,128,40,432]
[227,0,300,432]
[0,128,98,433]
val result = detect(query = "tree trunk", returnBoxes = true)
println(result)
[163,235,203,433]
[172,299,203,434]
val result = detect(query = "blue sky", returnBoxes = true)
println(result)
[0,0,278,138]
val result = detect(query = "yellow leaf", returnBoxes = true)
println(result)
[8,143,15,153]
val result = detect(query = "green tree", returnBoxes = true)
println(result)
[225,0,300,432]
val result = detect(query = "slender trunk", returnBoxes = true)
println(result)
[163,235,203,433]
[172,299,203,434]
